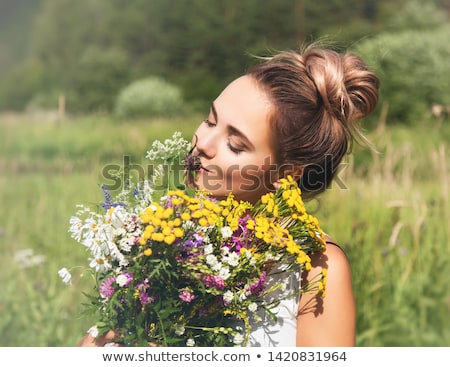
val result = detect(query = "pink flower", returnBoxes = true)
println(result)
[99,277,116,298]
[179,289,195,303]
[202,274,225,290]
[249,271,266,296]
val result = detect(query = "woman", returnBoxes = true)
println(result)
[79,43,379,347]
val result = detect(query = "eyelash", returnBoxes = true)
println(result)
[204,119,216,127]
[203,119,243,155]
[227,141,243,155]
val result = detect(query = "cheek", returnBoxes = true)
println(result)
[230,163,268,192]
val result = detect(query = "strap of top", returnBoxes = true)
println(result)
[325,240,348,258]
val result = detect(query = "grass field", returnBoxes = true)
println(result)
[0,112,449,346]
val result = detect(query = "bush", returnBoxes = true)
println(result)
[115,77,184,119]
[0,59,46,111]
[354,24,450,124]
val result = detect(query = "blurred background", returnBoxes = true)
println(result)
[0,0,449,346]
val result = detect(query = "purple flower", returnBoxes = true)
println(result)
[99,277,116,298]
[223,214,254,252]
[179,289,195,303]
[139,292,155,305]
[202,274,225,290]
[249,271,266,296]
[99,184,126,210]
[183,233,205,249]
[183,136,201,189]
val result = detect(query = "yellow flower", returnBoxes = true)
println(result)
[151,232,164,242]
[143,248,152,256]
[173,227,184,238]
[162,226,172,236]
[207,216,217,226]
[188,204,200,211]
[163,207,173,218]
[164,234,176,245]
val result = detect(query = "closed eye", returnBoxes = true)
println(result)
[227,140,244,154]
[203,119,216,127]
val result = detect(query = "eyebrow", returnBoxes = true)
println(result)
[210,102,255,150]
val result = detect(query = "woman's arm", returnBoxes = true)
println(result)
[296,243,356,346]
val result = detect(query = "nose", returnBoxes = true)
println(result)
[194,124,217,159]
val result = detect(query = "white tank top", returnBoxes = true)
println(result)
[248,265,301,347]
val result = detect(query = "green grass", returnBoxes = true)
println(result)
[0,112,449,346]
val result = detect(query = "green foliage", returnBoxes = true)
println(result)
[0,58,46,111]
[388,0,448,31]
[354,24,450,124]
[115,77,185,119]
[1,0,402,112]
[26,89,63,111]
[70,46,130,113]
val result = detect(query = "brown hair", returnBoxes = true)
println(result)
[246,45,379,199]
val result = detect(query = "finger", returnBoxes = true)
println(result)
[92,329,117,347]
[77,327,118,347]
[77,334,98,347]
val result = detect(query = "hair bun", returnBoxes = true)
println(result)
[305,49,379,124]
[342,54,379,120]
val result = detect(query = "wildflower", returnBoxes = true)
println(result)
[224,251,240,267]
[99,277,116,299]
[175,325,185,336]
[58,267,72,285]
[233,333,244,345]
[146,131,191,161]
[202,274,225,290]
[220,226,233,239]
[179,289,195,303]
[116,273,133,287]
[15,249,46,269]
[223,290,234,305]
[186,338,195,347]
[249,271,266,297]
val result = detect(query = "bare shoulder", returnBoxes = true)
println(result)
[316,242,352,279]
[302,241,352,286]
[296,240,356,346]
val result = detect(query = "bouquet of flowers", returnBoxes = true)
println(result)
[59,132,327,347]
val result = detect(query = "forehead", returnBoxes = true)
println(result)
[213,75,274,151]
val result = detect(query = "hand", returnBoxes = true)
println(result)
[77,326,121,347]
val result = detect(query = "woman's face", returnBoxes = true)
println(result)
[192,75,277,203]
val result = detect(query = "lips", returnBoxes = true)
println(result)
[199,165,211,174]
